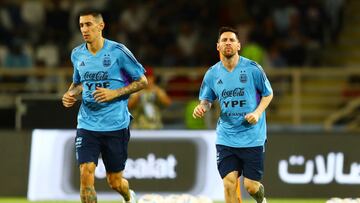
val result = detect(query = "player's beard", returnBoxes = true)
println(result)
[222,48,237,59]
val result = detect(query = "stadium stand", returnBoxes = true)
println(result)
[1,0,359,132]
[323,0,360,66]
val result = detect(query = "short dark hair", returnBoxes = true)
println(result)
[218,26,239,41]
[78,8,103,20]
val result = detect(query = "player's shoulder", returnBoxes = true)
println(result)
[106,39,129,52]
[106,39,136,58]
[105,39,121,48]
[71,43,86,56]
[107,39,141,65]
[206,61,222,75]
[71,43,86,62]
[241,56,265,72]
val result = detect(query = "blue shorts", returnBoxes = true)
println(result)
[75,128,130,172]
[216,144,265,181]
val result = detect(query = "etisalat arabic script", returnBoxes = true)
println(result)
[278,152,360,184]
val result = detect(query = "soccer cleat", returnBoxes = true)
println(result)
[262,197,267,203]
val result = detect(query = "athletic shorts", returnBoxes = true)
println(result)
[216,144,265,181]
[75,128,130,172]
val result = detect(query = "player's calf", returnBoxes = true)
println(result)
[80,186,97,203]
[249,184,265,203]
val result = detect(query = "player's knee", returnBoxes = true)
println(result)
[107,178,121,190]
[80,163,96,185]
[80,163,96,176]
[244,179,260,195]
[107,175,126,191]
[108,182,119,190]
[245,184,257,195]
[223,177,237,192]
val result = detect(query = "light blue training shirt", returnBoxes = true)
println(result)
[199,56,273,147]
[71,39,145,131]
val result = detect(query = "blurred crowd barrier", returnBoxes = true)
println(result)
[0,66,359,131]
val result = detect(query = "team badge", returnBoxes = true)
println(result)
[103,54,111,67]
[240,73,247,83]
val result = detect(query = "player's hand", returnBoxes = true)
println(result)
[92,87,118,103]
[62,91,77,108]
[192,104,208,119]
[244,112,260,124]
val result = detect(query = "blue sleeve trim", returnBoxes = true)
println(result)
[115,44,139,64]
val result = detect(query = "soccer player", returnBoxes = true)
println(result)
[192,26,273,203]
[62,9,147,203]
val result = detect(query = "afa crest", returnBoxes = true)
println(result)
[103,54,111,67]
[240,73,247,83]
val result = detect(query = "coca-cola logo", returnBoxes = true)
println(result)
[84,71,109,81]
[221,88,244,99]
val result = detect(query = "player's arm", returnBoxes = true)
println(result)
[153,85,172,107]
[62,83,82,108]
[128,92,141,109]
[245,93,273,124]
[117,75,148,96]
[93,75,148,103]
[192,100,212,119]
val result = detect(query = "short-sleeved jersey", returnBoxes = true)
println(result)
[199,56,273,148]
[71,39,145,131]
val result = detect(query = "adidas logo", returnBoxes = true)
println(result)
[217,79,223,84]
[80,61,85,66]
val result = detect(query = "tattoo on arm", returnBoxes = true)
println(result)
[200,100,212,111]
[116,76,148,97]
[67,82,82,96]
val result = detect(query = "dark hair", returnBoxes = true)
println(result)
[218,26,239,41]
[78,8,103,19]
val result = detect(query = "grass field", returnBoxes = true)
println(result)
[0,198,328,203]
